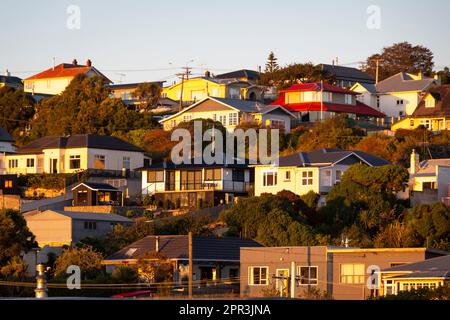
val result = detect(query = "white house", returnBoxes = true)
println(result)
[4,134,147,174]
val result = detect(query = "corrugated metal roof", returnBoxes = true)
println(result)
[27,209,133,223]
[376,72,436,93]
[383,254,450,278]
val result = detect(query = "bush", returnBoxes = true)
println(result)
[111,266,138,283]
[126,210,135,218]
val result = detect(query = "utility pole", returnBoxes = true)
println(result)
[371,58,382,84]
[188,231,193,299]
[290,261,296,298]
[177,66,192,111]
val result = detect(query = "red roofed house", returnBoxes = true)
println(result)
[272,82,385,122]
[24,59,112,95]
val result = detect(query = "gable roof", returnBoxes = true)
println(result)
[160,97,295,123]
[279,82,358,95]
[376,72,436,93]
[411,85,450,118]
[382,254,450,279]
[24,63,112,83]
[16,134,144,154]
[0,75,23,87]
[274,148,390,167]
[0,127,14,143]
[105,235,263,262]
[26,209,133,223]
[71,182,119,192]
[215,69,261,81]
[319,64,375,84]
[351,82,377,94]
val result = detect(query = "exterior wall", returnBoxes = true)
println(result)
[392,117,449,132]
[162,78,226,102]
[261,112,292,133]
[86,148,144,171]
[24,211,73,246]
[5,154,40,174]
[240,247,428,300]
[379,92,420,117]
[71,219,120,243]
[24,77,73,95]
[437,166,450,203]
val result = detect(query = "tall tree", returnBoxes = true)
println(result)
[132,82,162,112]
[363,42,434,81]
[265,51,279,74]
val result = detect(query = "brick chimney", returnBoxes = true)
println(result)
[86,59,92,67]
[410,149,420,174]
[72,59,78,66]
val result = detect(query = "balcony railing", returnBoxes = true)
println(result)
[143,181,254,195]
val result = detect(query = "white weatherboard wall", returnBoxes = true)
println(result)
[86,148,144,170]
[379,92,420,117]
[437,166,450,202]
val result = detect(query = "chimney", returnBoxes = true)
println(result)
[417,71,423,80]
[72,59,78,66]
[4,69,10,77]
[204,70,211,78]
[86,59,92,67]
[155,236,160,254]
[410,149,420,174]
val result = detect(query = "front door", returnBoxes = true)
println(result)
[275,269,289,297]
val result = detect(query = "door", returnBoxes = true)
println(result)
[275,269,289,297]
[166,171,175,191]
[49,158,58,173]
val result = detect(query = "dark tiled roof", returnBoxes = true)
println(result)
[320,64,375,84]
[16,134,144,154]
[105,235,262,262]
[277,148,390,167]
[383,254,450,279]
[0,127,14,143]
[72,182,119,192]
[215,69,261,81]
[412,85,450,118]
[376,72,436,93]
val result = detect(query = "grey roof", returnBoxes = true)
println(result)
[357,83,377,93]
[376,72,436,93]
[106,235,263,262]
[0,75,23,86]
[212,97,293,115]
[215,69,261,81]
[382,254,450,279]
[320,64,375,84]
[72,182,119,192]
[16,134,144,154]
[0,127,14,143]
[276,148,390,167]
[28,210,133,223]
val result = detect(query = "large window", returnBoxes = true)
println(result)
[263,172,277,186]
[148,170,164,183]
[70,155,81,169]
[94,154,105,169]
[335,170,343,183]
[228,112,238,126]
[344,94,353,104]
[298,266,318,285]
[205,168,221,181]
[26,158,35,168]
[4,180,13,188]
[321,170,332,186]
[8,159,18,168]
[302,171,313,185]
[285,171,291,181]
[219,115,227,126]
[340,264,365,284]
[84,221,97,230]
[232,169,245,182]
[248,267,268,285]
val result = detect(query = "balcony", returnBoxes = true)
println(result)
[144,181,253,195]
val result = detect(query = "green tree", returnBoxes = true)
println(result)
[0,209,36,266]
[0,87,35,144]
[405,203,450,250]
[265,51,279,74]
[132,82,162,112]
[53,247,103,280]
[363,42,434,81]
[111,265,139,283]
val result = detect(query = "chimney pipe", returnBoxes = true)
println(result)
[410,149,420,174]
[155,236,160,254]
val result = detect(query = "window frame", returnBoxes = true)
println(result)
[263,171,278,186]
[248,266,269,286]
[69,155,81,169]
[301,171,314,186]
[147,170,165,183]
[340,263,365,284]
[297,266,319,286]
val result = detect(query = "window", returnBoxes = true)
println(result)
[263,172,277,186]
[205,168,221,181]
[26,158,35,168]
[232,169,245,182]
[344,94,353,104]
[340,264,365,284]
[94,154,105,169]
[147,170,164,183]
[396,99,404,105]
[8,159,18,168]
[322,170,332,186]
[410,119,415,127]
[4,180,13,188]
[248,267,268,285]
[298,266,318,285]
[285,171,291,181]
[26,81,33,90]
[270,120,285,128]
[70,155,81,169]
[170,120,177,128]
[422,182,437,190]
[84,221,97,230]
[229,113,238,126]
[302,171,313,185]
[123,157,131,170]
[425,98,435,108]
[219,115,227,126]
[212,114,217,121]
[335,170,343,183]
[183,114,192,122]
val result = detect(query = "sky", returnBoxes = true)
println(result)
[1,0,449,84]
